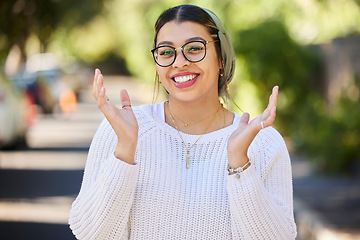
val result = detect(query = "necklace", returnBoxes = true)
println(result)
[168,102,221,169]
[170,106,221,127]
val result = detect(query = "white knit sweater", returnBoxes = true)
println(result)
[69,102,297,239]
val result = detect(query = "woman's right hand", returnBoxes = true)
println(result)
[93,69,138,165]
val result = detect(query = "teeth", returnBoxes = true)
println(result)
[173,75,196,83]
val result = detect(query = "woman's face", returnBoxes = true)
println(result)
[155,21,221,104]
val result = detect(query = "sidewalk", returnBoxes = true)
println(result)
[292,156,360,240]
[2,74,358,240]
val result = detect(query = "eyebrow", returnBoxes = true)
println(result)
[157,37,206,47]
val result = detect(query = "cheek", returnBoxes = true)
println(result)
[156,65,168,78]
[156,67,171,89]
[206,51,221,72]
[203,58,220,78]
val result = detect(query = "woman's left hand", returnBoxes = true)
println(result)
[227,86,279,169]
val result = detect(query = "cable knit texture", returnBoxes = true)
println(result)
[69,103,297,239]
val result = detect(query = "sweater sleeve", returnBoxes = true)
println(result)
[227,127,297,239]
[68,119,139,239]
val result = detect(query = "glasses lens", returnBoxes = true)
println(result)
[154,46,175,67]
[183,41,206,62]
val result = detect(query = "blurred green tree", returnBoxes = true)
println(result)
[0,0,104,65]
[232,20,321,132]
[2,0,358,172]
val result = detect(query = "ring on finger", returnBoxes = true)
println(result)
[122,104,132,109]
[260,120,265,129]
[105,98,110,101]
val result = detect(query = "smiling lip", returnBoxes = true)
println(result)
[171,73,199,89]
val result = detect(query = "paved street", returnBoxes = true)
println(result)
[0,75,359,240]
[292,156,360,240]
[0,76,158,240]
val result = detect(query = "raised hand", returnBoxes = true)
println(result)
[227,86,278,169]
[93,69,138,164]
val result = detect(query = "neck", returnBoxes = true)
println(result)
[166,97,225,135]
[167,97,220,121]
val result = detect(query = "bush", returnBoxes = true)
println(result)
[232,20,360,173]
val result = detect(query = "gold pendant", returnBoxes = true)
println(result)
[186,152,190,169]
[184,123,189,127]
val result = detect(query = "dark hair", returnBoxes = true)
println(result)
[153,5,226,96]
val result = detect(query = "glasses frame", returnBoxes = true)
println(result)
[150,40,218,67]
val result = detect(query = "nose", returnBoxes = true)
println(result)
[172,49,190,68]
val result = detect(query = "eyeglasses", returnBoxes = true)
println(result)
[151,40,218,67]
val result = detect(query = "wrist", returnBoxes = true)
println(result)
[227,158,251,179]
[114,141,137,165]
[227,151,249,169]
[227,151,251,178]
[227,160,251,174]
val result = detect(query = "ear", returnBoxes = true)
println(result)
[218,58,223,69]
[218,57,224,74]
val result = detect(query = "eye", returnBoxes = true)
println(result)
[159,48,175,57]
[185,45,204,54]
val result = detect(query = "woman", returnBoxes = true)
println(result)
[69,4,297,239]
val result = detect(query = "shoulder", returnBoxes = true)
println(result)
[132,104,157,121]
[132,103,163,136]
[95,103,163,140]
[248,126,289,170]
[254,126,287,150]
[132,103,161,124]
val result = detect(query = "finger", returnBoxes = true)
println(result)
[269,86,278,109]
[120,89,132,109]
[262,86,279,119]
[93,69,99,90]
[266,86,278,111]
[93,69,100,98]
[261,106,276,129]
[98,86,107,108]
[95,73,104,100]
[238,112,250,128]
[268,106,277,123]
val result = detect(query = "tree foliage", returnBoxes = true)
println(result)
[0,0,104,64]
[1,0,360,173]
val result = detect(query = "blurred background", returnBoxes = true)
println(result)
[0,0,359,239]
